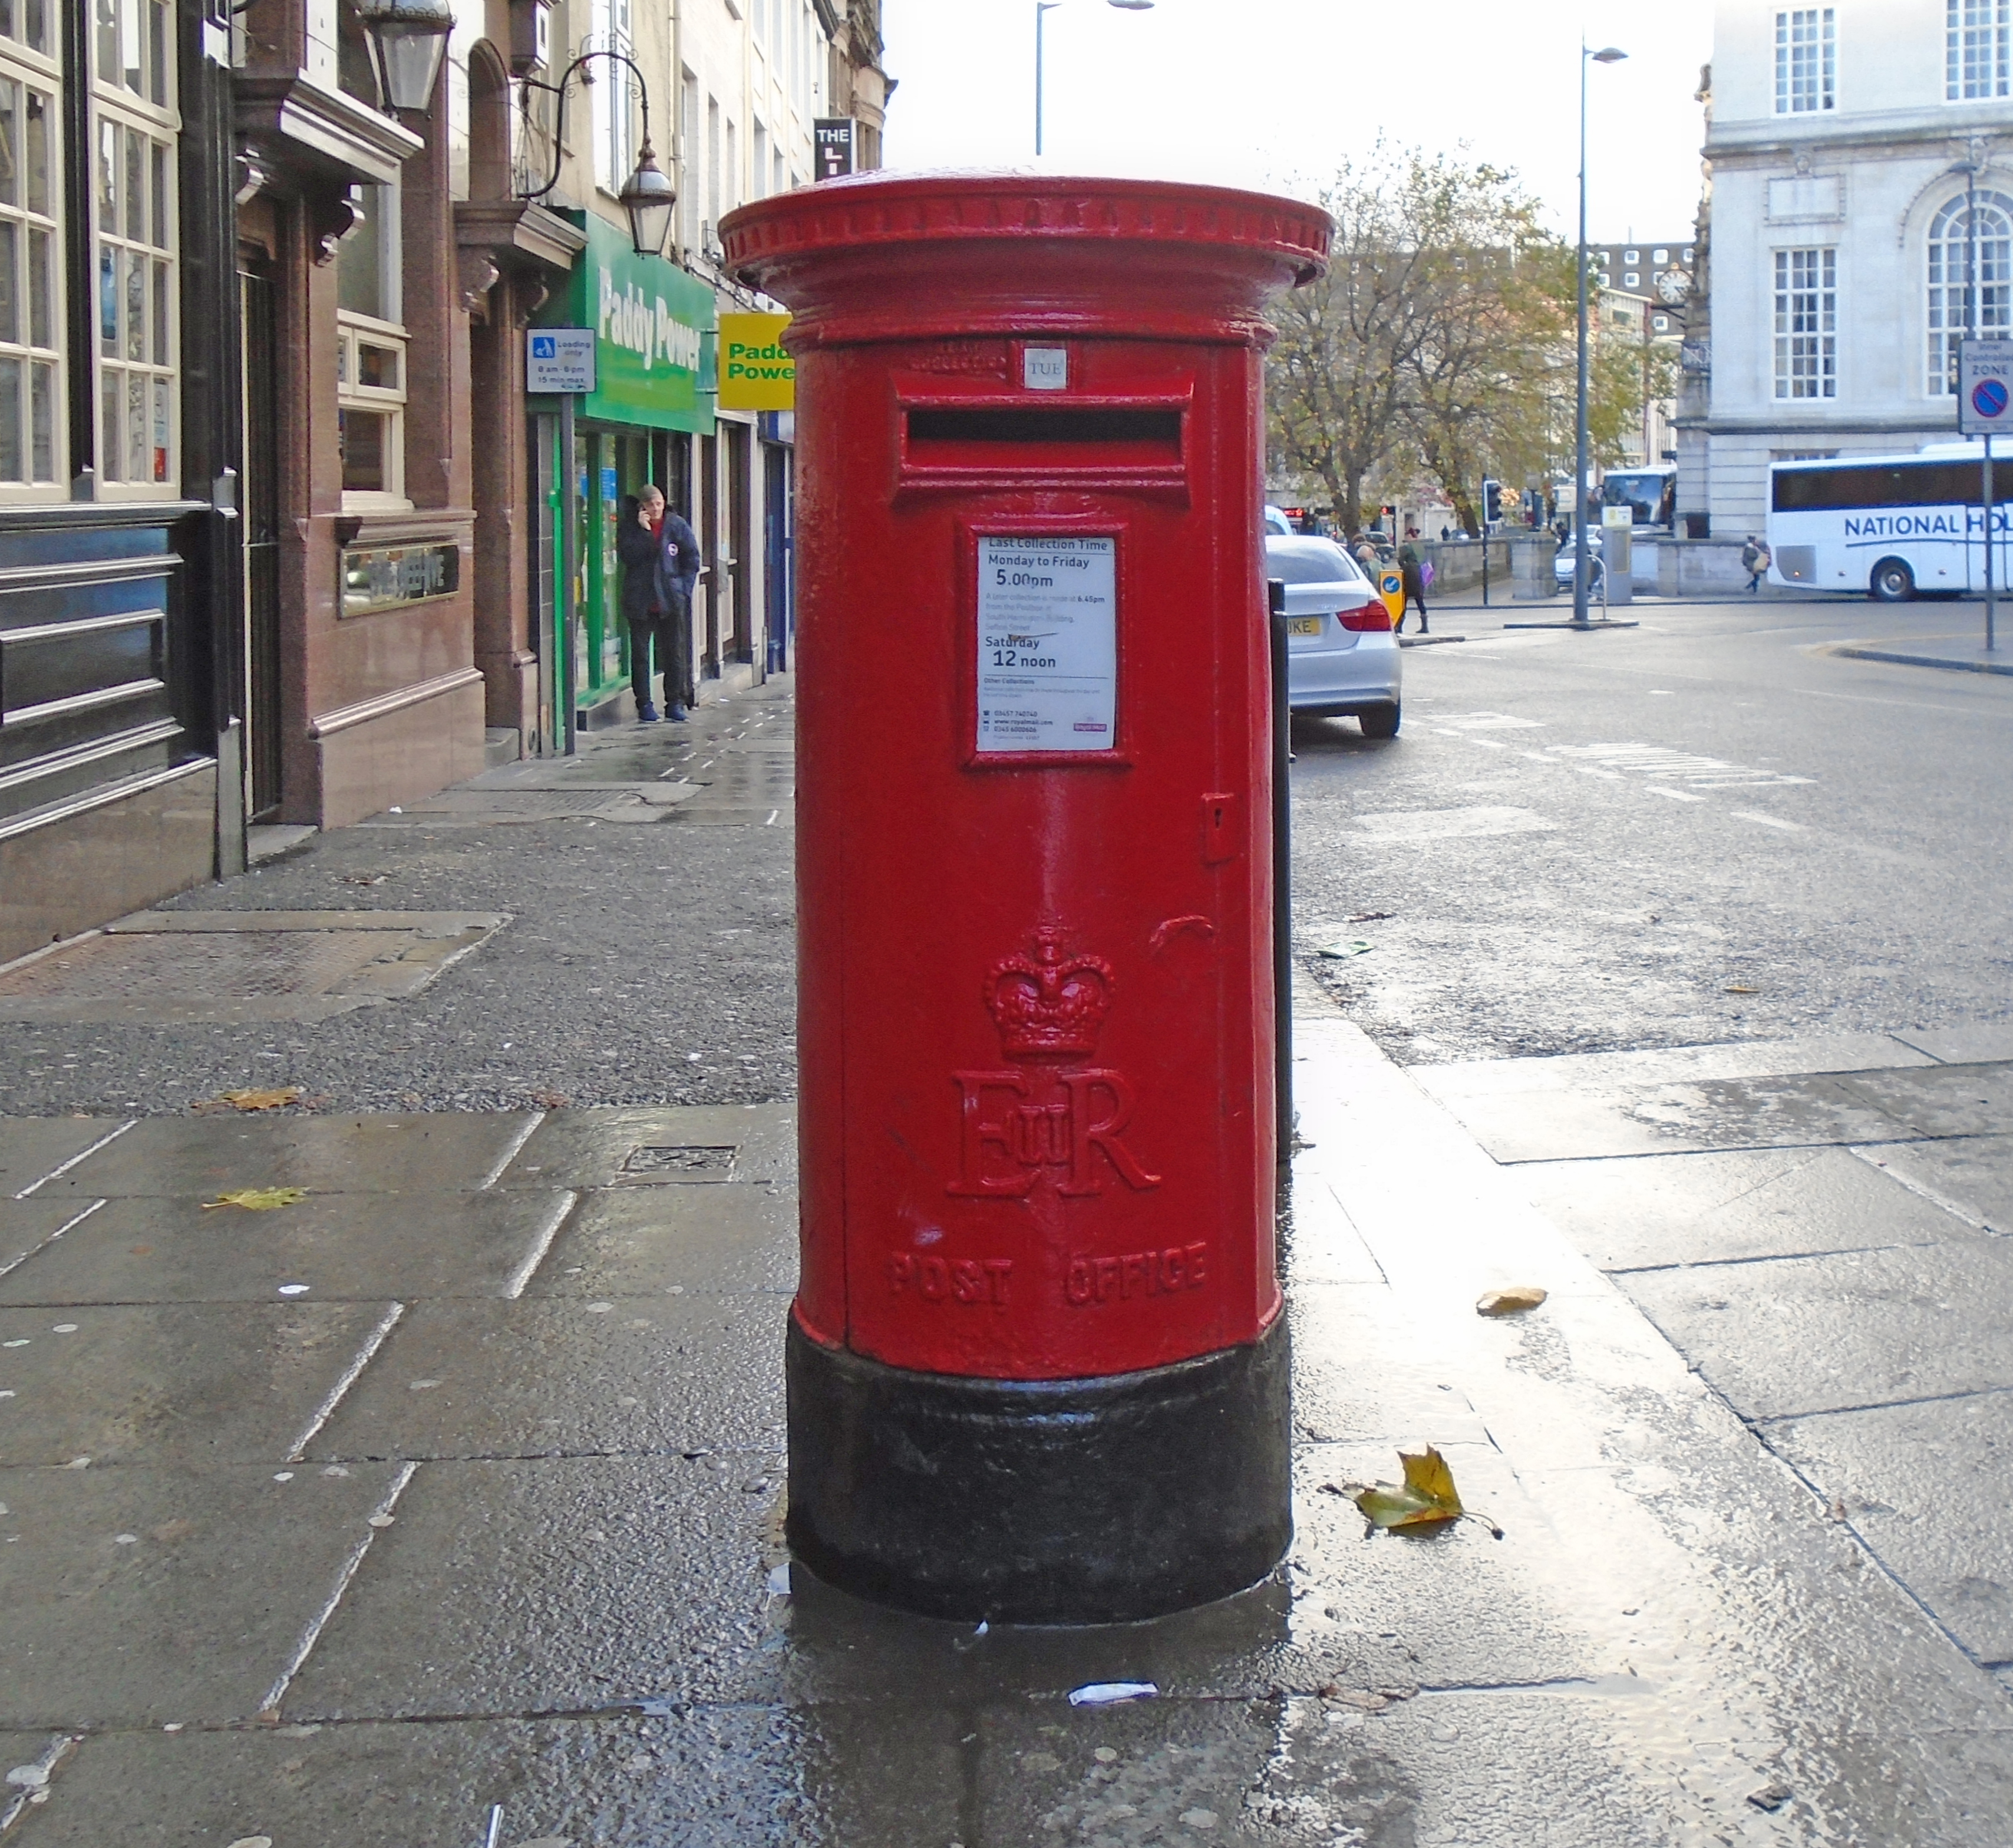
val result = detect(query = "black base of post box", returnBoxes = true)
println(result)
[784,1314,1292,1625]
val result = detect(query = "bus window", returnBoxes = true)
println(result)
[1771,460,1982,512]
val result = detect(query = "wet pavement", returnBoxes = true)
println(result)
[6,1010,2013,1842]
[0,684,797,1118]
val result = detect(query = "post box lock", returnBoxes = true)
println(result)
[1200,791,1242,864]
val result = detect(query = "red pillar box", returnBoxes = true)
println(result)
[721,174,1329,1623]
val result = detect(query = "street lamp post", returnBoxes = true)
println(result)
[1035,0,1153,157]
[1573,42,1627,627]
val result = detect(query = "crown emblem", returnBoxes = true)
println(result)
[984,928,1114,1060]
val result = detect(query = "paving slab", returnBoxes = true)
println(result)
[0,1301,400,1466]
[1833,1061,2013,1137]
[1411,1031,1935,1103]
[1459,1070,1928,1164]
[1288,1283,1491,1446]
[37,1113,539,1200]
[1865,1134,2013,1232]
[975,1691,1674,1848]
[280,1454,784,1719]
[524,1183,796,1297]
[1893,1025,2013,1065]
[0,1118,127,1197]
[497,1104,794,1191]
[1518,1144,1966,1272]
[1621,1235,2013,1420]
[15,1707,966,1848]
[303,1293,787,1461]
[0,1190,576,1306]
[1767,1390,2013,1664]
[0,1199,96,1282]
[0,1461,401,1727]
[1278,1176,1385,1286]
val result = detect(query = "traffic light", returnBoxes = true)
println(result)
[1481,478,1503,527]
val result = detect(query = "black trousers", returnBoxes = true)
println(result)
[629,604,692,712]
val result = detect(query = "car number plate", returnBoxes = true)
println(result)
[1286,616,1324,635]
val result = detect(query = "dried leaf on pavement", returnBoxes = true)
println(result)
[204,1087,302,1113]
[1337,1446,1503,1537]
[1476,1286,1547,1316]
[202,1186,308,1211]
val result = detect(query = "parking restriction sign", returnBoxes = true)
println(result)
[1958,338,2013,433]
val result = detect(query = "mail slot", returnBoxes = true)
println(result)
[722,172,1330,1623]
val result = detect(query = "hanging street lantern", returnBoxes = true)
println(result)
[355,0,457,116]
[618,140,677,260]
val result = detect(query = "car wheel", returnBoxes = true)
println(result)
[1358,704,1400,740]
[1869,557,1916,602]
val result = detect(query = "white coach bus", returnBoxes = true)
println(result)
[1766,447,2008,601]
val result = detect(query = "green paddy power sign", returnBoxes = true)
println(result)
[533,212,715,433]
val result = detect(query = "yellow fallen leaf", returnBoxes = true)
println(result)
[202,1187,308,1211]
[1476,1286,1547,1317]
[1723,985,1759,995]
[1349,1446,1464,1529]
[1338,1446,1503,1538]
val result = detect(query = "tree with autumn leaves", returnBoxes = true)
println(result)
[1268,145,1674,536]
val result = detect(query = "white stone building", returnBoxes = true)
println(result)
[1694,0,2013,535]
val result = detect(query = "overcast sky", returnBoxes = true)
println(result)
[878,1,1714,246]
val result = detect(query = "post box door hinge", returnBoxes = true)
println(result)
[1200,791,1241,864]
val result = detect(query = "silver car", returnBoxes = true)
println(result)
[1265,535,1402,737]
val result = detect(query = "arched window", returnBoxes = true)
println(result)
[1928,190,2013,394]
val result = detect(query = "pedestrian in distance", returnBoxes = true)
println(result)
[1741,533,1771,593]
[619,484,702,721]
[1396,536,1430,635]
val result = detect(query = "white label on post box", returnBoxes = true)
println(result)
[976,536,1117,753]
[1023,346,1069,390]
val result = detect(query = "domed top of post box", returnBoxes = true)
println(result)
[718,171,1332,349]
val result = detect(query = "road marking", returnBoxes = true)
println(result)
[1646,786,1705,802]
[1730,810,1801,830]
[1576,767,1623,780]
[1467,738,1506,750]
[12,1120,137,1198]
[1348,806,1555,843]
[1429,711,1547,730]
[1545,742,1814,788]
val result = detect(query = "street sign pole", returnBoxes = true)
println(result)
[1956,336,2013,650]
[1988,434,1997,653]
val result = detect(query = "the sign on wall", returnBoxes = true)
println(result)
[529,212,716,433]
[341,542,460,618]
[717,313,794,410]
[525,327,595,394]
[814,118,855,181]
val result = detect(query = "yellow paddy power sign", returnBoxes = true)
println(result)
[717,313,795,410]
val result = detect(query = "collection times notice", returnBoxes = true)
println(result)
[974,536,1117,753]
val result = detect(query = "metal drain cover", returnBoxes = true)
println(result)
[619,1143,740,1183]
